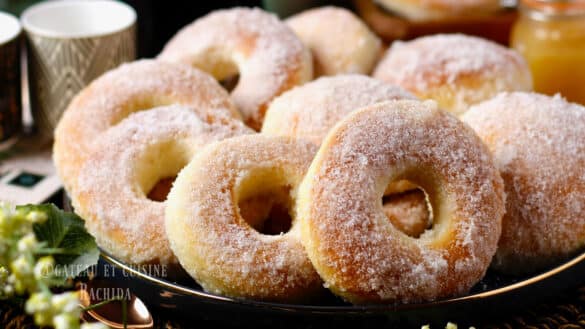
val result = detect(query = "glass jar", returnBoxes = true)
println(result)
[511,0,585,105]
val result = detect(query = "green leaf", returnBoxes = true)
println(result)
[17,204,99,282]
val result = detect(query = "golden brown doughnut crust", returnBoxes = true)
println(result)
[53,59,238,195]
[462,92,585,274]
[297,100,505,304]
[158,8,313,130]
[165,135,322,302]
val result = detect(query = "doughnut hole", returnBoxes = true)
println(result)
[382,186,433,238]
[236,167,295,236]
[134,139,197,202]
[220,74,240,93]
[147,177,176,202]
[190,48,241,93]
[379,170,448,243]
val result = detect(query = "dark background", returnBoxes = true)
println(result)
[0,0,351,57]
[121,0,349,58]
[124,0,261,58]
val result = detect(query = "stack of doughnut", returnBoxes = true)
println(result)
[53,5,585,306]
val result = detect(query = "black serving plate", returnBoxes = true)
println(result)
[97,250,585,328]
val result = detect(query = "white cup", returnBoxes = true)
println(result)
[21,0,137,140]
[0,12,20,45]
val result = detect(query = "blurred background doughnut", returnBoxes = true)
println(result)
[286,6,382,77]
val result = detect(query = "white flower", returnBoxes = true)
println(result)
[0,207,14,236]
[0,202,16,217]
[0,266,8,280]
[53,313,80,329]
[3,284,14,296]
[52,291,81,314]
[25,292,53,326]
[26,210,47,223]
[18,233,39,253]
[11,255,33,277]
[0,204,90,329]
[25,291,52,313]
[10,256,34,294]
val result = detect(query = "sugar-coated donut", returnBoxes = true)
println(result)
[297,100,505,304]
[262,74,414,146]
[373,34,532,116]
[73,106,251,266]
[165,135,322,301]
[286,6,382,77]
[54,59,238,195]
[261,74,427,235]
[158,8,313,130]
[462,92,585,274]
[373,0,501,22]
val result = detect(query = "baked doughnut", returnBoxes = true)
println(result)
[297,100,505,303]
[373,0,501,22]
[285,6,382,77]
[261,75,427,234]
[373,34,532,116]
[462,92,585,274]
[262,74,414,146]
[54,59,238,194]
[158,8,313,130]
[165,135,322,301]
[73,106,251,266]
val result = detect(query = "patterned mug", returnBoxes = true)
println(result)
[0,11,22,151]
[21,0,136,141]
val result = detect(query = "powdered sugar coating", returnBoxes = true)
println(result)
[286,6,381,77]
[373,34,532,116]
[462,92,585,274]
[262,74,415,145]
[53,59,238,195]
[158,7,313,130]
[297,100,504,304]
[73,106,251,266]
[165,135,322,301]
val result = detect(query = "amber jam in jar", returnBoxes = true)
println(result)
[511,0,585,104]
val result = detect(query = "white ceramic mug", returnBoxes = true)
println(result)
[21,0,136,140]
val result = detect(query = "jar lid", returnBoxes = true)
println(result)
[521,0,585,15]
